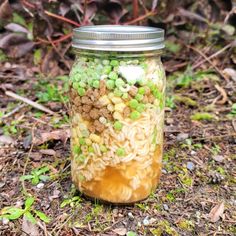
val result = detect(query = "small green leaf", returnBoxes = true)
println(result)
[34,49,42,65]
[190,112,215,121]
[127,231,137,236]
[20,175,33,181]
[60,199,71,208]
[35,166,50,176]
[25,197,34,209]
[1,207,24,220]
[39,175,50,182]
[24,212,37,224]
[31,176,39,185]
[165,41,181,53]
[34,210,50,223]
[13,13,26,26]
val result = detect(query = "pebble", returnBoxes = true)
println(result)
[190,150,196,155]
[2,218,9,224]
[163,204,169,211]
[187,161,195,171]
[0,135,14,145]
[149,218,156,224]
[162,169,167,174]
[36,183,44,189]
[176,133,189,142]
[143,216,149,226]
[128,212,134,220]
[213,155,225,162]
[137,222,142,227]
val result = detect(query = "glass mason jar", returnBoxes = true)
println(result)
[69,26,165,204]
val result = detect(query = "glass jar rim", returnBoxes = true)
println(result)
[72,25,165,52]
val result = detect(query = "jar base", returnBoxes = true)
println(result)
[80,190,152,205]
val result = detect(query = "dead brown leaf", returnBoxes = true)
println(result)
[223,68,236,81]
[39,149,56,156]
[22,215,39,236]
[0,0,12,19]
[112,227,127,236]
[208,202,225,223]
[33,129,70,145]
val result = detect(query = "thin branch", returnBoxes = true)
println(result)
[5,91,55,115]
[1,104,26,120]
[192,41,235,69]
[45,10,80,27]
[124,10,157,25]
[214,84,228,105]
[47,36,71,69]
[132,0,139,19]
[37,33,72,44]
[187,45,228,80]
[193,133,236,141]
[21,0,80,27]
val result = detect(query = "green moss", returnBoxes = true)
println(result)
[151,220,178,236]
[190,112,215,121]
[174,95,197,107]
[177,219,194,231]
[178,168,193,187]
[166,192,175,202]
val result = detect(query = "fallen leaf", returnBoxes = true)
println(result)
[223,68,236,81]
[208,202,224,223]
[39,149,56,156]
[0,0,12,19]
[0,135,14,145]
[0,33,35,58]
[33,129,70,145]
[213,155,225,162]
[22,215,39,236]
[113,227,127,236]
[5,23,30,34]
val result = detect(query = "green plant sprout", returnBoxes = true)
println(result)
[210,143,221,156]
[166,96,175,109]
[0,197,50,224]
[181,139,202,150]
[60,196,82,208]
[20,166,50,185]
[3,120,18,135]
[190,112,215,121]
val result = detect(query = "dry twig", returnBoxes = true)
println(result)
[0,104,26,119]
[5,91,55,115]
[214,84,228,105]
[187,45,228,80]
[192,41,235,69]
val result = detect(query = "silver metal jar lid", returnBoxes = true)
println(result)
[72,25,164,51]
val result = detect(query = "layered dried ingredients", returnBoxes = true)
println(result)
[69,54,165,203]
